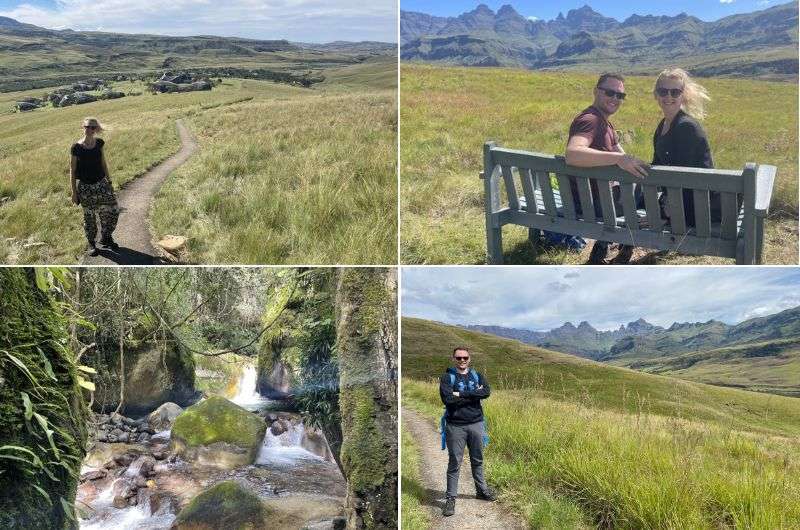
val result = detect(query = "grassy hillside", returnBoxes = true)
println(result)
[402,317,800,437]
[400,64,798,264]
[402,318,800,528]
[0,66,396,264]
[623,337,800,397]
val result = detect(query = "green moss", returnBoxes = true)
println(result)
[0,269,88,529]
[172,396,266,449]
[339,386,387,493]
[174,480,269,530]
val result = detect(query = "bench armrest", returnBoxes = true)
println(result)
[754,164,776,217]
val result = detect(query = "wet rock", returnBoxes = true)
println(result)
[117,432,130,443]
[171,396,266,470]
[125,455,156,478]
[172,481,267,530]
[97,432,108,443]
[80,469,107,482]
[135,476,148,488]
[152,451,168,461]
[112,495,128,509]
[270,421,287,436]
[122,416,139,427]
[113,453,134,467]
[266,413,278,422]
[150,491,179,516]
[148,402,184,431]
[110,413,124,425]
[301,426,335,462]
[138,432,152,443]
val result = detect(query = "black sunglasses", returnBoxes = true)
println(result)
[83,125,97,130]
[656,87,683,98]
[598,87,626,100]
[454,356,470,361]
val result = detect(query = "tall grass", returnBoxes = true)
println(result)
[400,426,430,530]
[404,379,800,529]
[150,87,397,264]
[400,64,798,264]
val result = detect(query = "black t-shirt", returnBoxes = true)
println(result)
[439,369,491,425]
[71,138,106,184]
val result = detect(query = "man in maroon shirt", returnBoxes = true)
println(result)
[565,73,649,264]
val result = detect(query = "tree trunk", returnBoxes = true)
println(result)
[335,268,397,529]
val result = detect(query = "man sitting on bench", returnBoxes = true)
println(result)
[565,73,649,264]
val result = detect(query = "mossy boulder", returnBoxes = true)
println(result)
[172,480,269,530]
[171,396,266,469]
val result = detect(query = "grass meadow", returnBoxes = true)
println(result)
[401,318,800,528]
[400,64,799,264]
[400,426,431,530]
[0,59,396,264]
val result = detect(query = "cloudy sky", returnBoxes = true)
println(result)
[402,267,800,331]
[0,0,397,42]
[401,0,777,22]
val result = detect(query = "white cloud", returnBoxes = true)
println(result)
[401,267,800,332]
[526,16,538,21]
[719,0,735,4]
[0,0,396,42]
[757,0,771,5]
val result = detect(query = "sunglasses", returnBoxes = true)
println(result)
[454,356,470,361]
[656,88,683,98]
[83,125,97,130]
[598,87,626,100]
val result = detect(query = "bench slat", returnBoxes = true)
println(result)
[536,171,558,217]
[519,167,538,214]
[620,183,637,231]
[693,189,711,238]
[597,181,617,228]
[575,177,595,221]
[555,173,576,220]
[501,165,520,211]
[643,185,663,232]
[667,187,687,235]
[720,192,738,240]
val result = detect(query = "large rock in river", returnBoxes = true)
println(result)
[172,480,268,530]
[171,396,266,469]
[148,402,183,431]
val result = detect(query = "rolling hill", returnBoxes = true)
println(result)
[400,2,798,78]
[0,16,393,91]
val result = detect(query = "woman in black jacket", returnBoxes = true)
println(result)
[652,68,717,227]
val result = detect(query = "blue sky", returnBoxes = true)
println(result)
[402,267,800,332]
[0,0,397,43]
[400,0,783,22]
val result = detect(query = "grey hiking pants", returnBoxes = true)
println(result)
[445,421,489,498]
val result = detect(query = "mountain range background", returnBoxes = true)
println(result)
[0,15,394,91]
[401,2,798,79]
[462,305,800,396]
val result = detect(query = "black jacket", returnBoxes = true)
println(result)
[652,110,713,169]
[439,369,490,425]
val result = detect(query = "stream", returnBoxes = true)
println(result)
[78,361,346,529]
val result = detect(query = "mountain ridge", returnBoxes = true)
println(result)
[400,2,798,78]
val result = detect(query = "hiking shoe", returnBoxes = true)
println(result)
[610,244,634,264]
[87,243,99,257]
[476,489,497,502]
[587,241,610,264]
[442,496,456,516]
[100,237,119,251]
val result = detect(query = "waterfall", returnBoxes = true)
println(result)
[231,364,271,410]
[256,420,322,466]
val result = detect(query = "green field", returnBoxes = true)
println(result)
[400,64,799,264]
[402,318,800,528]
[0,59,396,264]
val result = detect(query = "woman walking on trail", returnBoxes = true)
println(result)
[70,117,120,256]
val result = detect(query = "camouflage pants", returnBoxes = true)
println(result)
[77,178,119,242]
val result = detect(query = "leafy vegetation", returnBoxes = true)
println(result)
[400,64,798,264]
[403,318,800,528]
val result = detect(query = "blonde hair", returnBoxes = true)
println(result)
[654,68,710,121]
[82,117,105,132]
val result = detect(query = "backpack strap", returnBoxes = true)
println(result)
[469,368,479,385]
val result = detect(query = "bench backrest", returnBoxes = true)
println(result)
[484,143,755,239]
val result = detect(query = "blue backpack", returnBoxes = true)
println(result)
[440,368,489,450]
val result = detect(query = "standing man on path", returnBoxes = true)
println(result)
[440,347,494,517]
[565,73,649,264]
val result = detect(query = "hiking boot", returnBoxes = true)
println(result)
[100,236,119,251]
[87,243,99,257]
[476,489,497,502]
[442,496,456,516]
[587,241,610,264]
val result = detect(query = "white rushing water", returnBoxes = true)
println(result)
[231,365,273,411]
[80,478,175,530]
[256,421,322,467]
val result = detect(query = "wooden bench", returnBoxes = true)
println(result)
[481,141,777,265]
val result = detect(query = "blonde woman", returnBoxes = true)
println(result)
[652,68,716,226]
[70,117,119,255]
